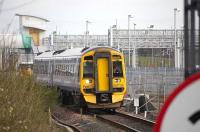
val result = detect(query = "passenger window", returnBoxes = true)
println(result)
[83,61,93,78]
[113,61,123,77]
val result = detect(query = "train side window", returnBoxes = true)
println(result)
[45,62,48,74]
[71,65,74,76]
[64,65,66,76]
[77,64,80,80]
[69,65,71,76]
[67,65,69,76]
[41,65,44,74]
[113,61,123,77]
[57,65,59,76]
[83,61,93,78]
[55,65,57,75]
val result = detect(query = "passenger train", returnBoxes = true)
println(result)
[33,46,127,109]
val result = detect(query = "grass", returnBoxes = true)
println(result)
[137,56,174,68]
[124,55,174,67]
[0,72,62,132]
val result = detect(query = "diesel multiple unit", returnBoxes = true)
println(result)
[34,46,127,109]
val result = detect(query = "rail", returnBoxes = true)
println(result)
[51,113,82,132]
[91,110,155,132]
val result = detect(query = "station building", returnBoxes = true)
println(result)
[0,14,49,74]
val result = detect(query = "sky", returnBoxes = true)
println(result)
[0,0,183,35]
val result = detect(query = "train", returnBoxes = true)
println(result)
[33,46,127,110]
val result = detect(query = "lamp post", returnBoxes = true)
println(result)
[147,25,154,67]
[85,20,91,47]
[128,15,133,66]
[174,8,180,68]
[132,23,136,68]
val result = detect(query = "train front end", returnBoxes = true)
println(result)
[80,47,126,109]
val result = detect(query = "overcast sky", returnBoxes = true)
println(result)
[0,0,183,35]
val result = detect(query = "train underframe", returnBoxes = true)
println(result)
[58,88,122,111]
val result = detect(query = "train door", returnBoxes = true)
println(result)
[95,52,113,103]
[97,58,109,92]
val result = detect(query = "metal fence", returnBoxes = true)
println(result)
[125,67,184,118]
[126,67,184,97]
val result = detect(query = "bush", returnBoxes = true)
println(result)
[0,72,59,131]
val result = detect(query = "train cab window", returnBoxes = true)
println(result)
[84,56,93,60]
[113,61,123,77]
[112,55,121,59]
[83,61,93,78]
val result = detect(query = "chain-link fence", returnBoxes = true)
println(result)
[125,67,184,120]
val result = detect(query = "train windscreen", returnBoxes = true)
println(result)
[83,61,93,78]
[113,61,123,77]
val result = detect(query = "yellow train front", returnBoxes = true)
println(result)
[80,47,127,109]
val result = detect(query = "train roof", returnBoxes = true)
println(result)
[34,46,120,60]
[34,50,54,60]
[53,48,83,58]
[82,46,120,54]
[53,46,120,58]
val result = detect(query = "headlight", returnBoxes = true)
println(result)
[114,78,121,83]
[85,79,92,84]
[85,80,90,84]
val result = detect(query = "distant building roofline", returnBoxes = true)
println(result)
[23,25,46,31]
[15,14,49,22]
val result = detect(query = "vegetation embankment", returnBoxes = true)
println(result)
[0,72,62,131]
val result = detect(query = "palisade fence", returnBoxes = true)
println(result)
[0,33,34,71]
[125,67,184,119]
[0,48,18,71]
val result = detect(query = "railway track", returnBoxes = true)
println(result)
[51,105,155,132]
[51,113,82,132]
[51,106,122,132]
[93,110,155,132]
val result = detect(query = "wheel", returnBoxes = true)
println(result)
[73,95,80,106]
[60,90,70,105]
[111,108,116,113]
[79,95,87,114]
[68,93,74,105]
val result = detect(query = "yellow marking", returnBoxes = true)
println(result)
[97,58,109,92]
[112,94,124,103]
[84,95,96,104]
[84,94,123,104]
